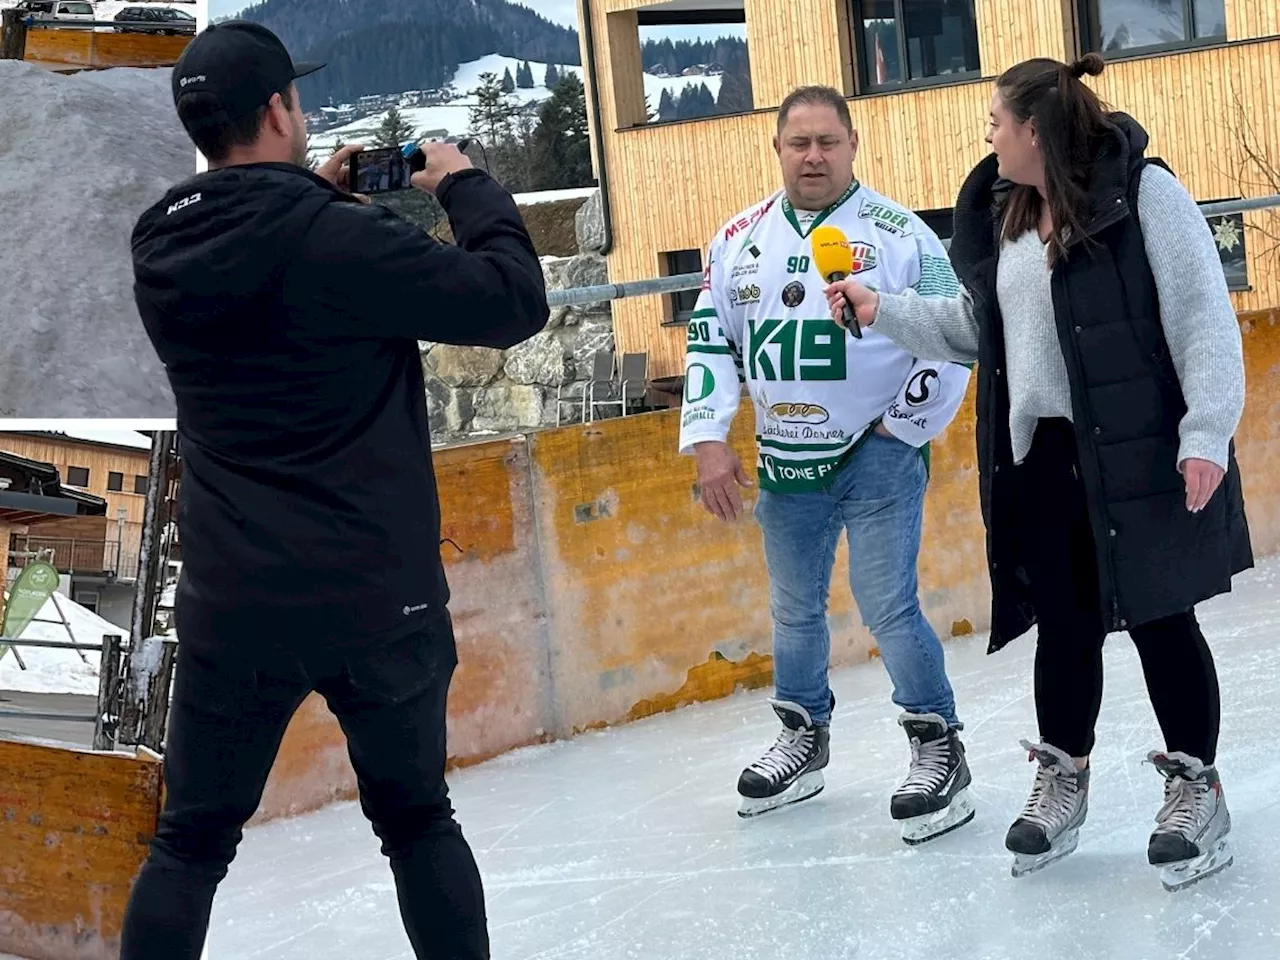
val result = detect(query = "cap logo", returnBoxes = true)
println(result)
[179,75,206,87]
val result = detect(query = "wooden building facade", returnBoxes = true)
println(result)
[577,0,1280,378]
[0,432,152,621]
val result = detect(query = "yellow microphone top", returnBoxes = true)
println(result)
[810,224,854,281]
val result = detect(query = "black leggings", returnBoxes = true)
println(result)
[120,603,489,960]
[1013,419,1221,763]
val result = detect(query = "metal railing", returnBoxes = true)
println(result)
[8,535,140,581]
[0,633,123,749]
[547,192,1280,308]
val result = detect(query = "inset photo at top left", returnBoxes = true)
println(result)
[0,0,202,418]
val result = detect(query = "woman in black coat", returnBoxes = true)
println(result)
[824,53,1251,889]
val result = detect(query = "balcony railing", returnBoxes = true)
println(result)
[7,536,140,581]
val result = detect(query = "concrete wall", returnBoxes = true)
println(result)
[251,309,1280,823]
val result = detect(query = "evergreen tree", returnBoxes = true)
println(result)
[469,71,519,152]
[544,62,559,88]
[657,87,675,121]
[716,60,752,114]
[502,66,516,93]
[517,61,534,88]
[529,74,593,190]
[373,104,416,148]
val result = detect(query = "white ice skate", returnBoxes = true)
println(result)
[1006,741,1089,878]
[737,699,829,818]
[1147,751,1234,892]
[890,713,976,845]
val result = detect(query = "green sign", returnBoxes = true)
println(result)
[0,561,60,663]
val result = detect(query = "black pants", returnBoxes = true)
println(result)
[120,602,489,960]
[1012,419,1221,763]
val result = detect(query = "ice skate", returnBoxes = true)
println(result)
[1147,751,1233,892]
[1006,741,1089,877]
[890,713,975,844]
[737,699,829,818]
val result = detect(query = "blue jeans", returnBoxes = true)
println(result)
[754,432,959,727]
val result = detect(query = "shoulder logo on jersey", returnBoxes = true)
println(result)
[729,283,761,305]
[700,263,712,291]
[781,281,806,307]
[905,368,940,406]
[723,198,777,242]
[850,243,878,275]
[858,198,912,237]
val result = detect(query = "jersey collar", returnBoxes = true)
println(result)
[781,178,861,238]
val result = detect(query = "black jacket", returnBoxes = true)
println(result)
[132,163,548,644]
[948,113,1253,652]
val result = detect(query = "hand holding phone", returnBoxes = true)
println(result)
[409,141,474,195]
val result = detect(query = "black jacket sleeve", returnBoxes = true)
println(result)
[287,169,550,348]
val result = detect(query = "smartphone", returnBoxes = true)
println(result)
[349,146,412,195]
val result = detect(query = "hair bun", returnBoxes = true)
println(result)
[1069,52,1105,79]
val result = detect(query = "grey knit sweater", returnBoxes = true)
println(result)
[871,164,1246,469]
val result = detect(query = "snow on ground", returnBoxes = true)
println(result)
[202,556,1280,960]
[510,186,597,206]
[0,61,186,418]
[307,53,722,158]
[0,593,125,696]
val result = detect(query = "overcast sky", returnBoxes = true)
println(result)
[206,0,739,42]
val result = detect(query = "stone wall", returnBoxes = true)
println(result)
[424,190,616,444]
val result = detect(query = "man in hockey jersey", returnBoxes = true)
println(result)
[678,85,974,842]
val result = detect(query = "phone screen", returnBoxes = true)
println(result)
[351,147,411,194]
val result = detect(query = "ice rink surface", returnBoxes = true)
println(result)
[190,557,1278,959]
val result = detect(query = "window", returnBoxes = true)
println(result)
[66,466,89,487]
[74,590,100,615]
[635,4,752,126]
[663,249,703,326]
[1206,211,1248,291]
[1080,0,1226,55]
[107,471,124,492]
[854,0,980,93]
[134,474,149,495]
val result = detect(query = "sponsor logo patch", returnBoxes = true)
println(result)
[781,280,806,308]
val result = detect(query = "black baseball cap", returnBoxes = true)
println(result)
[172,21,324,130]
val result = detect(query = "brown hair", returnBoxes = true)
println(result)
[776,85,852,135]
[995,53,1109,264]
[178,85,296,165]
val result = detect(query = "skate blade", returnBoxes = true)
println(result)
[1011,827,1079,878]
[1160,837,1233,892]
[901,788,976,845]
[738,771,824,818]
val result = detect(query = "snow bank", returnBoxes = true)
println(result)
[0,61,190,418]
[0,593,126,696]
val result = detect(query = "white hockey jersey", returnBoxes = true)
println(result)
[678,179,972,494]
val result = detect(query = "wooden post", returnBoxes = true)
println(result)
[118,432,180,752]
[0,9,29,61]
[93,634,122,751]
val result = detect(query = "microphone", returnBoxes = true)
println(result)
[810,224,863,340]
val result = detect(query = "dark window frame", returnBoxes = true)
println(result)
[107,471,124,492]
[134,474,149,496]
[633,7,754,129]
[66,466,90,487]
[1201,205,1250,293]
[660,249,704,328]
[851,0,982,96]
[1077,0,1227,58]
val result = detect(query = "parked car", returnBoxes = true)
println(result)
[13,0,96,21]
[111,5,195,33]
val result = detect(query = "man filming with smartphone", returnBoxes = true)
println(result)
[123,19,548,960]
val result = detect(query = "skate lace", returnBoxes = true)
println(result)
[749,727,814,783]
[899,736,951,792]
[1154,776,1210,838]
[1020,762,1080,831]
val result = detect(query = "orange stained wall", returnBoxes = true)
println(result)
[0,742,162,960]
